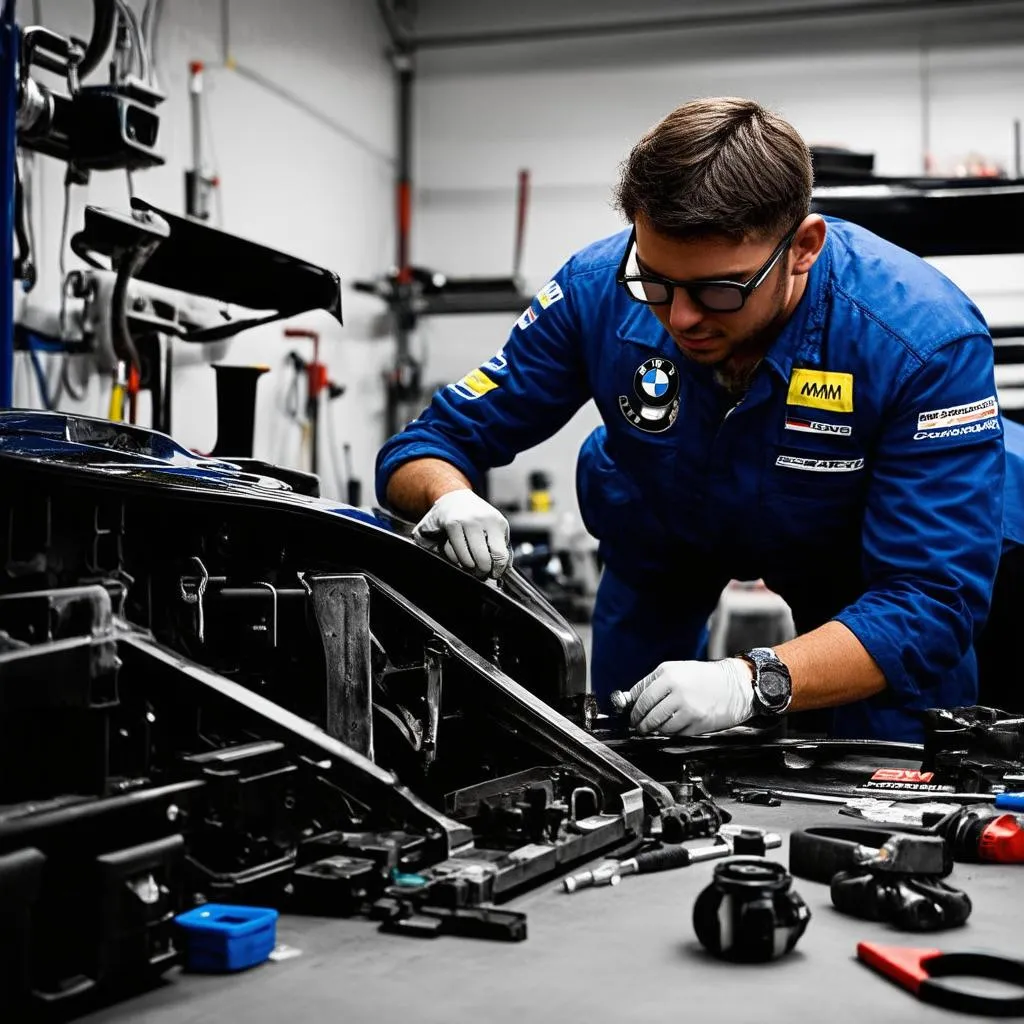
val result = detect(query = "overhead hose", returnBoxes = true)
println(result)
[79,0,117,81]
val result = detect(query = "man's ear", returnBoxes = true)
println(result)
[791,215,827,275]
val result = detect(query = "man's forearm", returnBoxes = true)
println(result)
[385,458,474,518]
[774,620,886,711]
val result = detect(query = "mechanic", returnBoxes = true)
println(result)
[375,97,1024,744]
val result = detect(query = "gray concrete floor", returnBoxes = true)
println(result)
[81,801,1020,1024]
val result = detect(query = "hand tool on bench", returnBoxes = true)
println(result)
[858,943,1024,1016]
[563,827,781,892]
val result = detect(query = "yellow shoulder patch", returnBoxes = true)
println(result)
[459,369,498,396]
[787,369,853,413]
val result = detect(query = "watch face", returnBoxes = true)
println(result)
[745,649,792,714]
[758,668,789,702]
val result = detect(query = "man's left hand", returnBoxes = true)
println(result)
[626,658,755,736]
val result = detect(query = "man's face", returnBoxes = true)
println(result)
[634,216,795,369]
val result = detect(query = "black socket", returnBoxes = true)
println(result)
[693,858,811,963]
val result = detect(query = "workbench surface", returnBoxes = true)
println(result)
[82,802,1019,1024]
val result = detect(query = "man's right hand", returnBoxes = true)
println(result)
[412,490,512,579]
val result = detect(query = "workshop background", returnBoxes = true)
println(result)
[12,0,1024,523]
[10,4,1024,1020]
[13,0,397,500]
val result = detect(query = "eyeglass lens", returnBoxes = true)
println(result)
[625,275,744,312]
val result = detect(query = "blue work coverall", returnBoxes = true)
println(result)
[377,217,1024,742]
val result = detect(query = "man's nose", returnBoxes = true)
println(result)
[668,288,704,332]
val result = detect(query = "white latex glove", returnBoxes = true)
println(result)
[626,658,755,736]
[412,490,511,579]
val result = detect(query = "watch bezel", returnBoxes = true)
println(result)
[743,647,793,716]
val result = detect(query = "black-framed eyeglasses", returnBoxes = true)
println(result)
[616,223,800,313]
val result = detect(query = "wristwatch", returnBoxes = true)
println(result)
[740,647,793,717]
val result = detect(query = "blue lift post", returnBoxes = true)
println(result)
[0,1,18,408]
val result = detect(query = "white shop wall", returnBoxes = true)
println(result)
[12,0,396,501]
[411,40,1024,515]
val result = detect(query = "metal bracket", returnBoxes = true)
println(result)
[302,573,373,761]
[179,556,209,644]
[251,580,278,648]
[423,637,448,766]
[88,502,124,575]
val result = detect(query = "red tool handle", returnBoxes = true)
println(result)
[127,364,141,424]
[859,942,1024,1015]
[306,363,329,401]
[858,942,939,993]
[978,813,1024,863]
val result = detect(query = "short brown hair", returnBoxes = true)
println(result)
[614,97,813,241]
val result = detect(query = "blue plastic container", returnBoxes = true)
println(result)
[175,904,278,972]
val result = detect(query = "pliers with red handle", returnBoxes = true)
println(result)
[858,942,1024,1016]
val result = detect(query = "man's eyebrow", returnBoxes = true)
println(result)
[634,251,754,283]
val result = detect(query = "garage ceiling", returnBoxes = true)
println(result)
[384,0,1024,72]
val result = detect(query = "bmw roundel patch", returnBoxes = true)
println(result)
[619,357,680,433]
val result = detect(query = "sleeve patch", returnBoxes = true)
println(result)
[916,395,997,432]
[516,307,537,330]
[537,280,564,308]
[449,368,499,400]
[483,350,507,373]
[517,280,564,330]
[913,418,1000,441]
